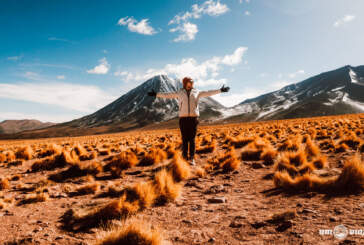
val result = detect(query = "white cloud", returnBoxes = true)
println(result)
[169,0,229,42]
[170,22,198,42]
[245,11,251,16]
[118,16,158,35]
[114,46,248,87]
[169,0,229,25]
[23,71,40,80]
[7,55,23,61]
[0,82,116,113]
[48,37,75,44]
[288,69,304,78]
[87,57,110,75]
[333,15,355,27]
[221,47,247,65]
[57,75,65,80]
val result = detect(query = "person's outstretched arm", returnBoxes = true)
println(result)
[156,91,178,99]
[147,89,178,99]
[198,85,230,98]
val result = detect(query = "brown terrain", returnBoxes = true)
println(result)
[0,120,56,135]
[0,113,364,244]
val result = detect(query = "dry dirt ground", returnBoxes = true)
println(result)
[1,114,364,244]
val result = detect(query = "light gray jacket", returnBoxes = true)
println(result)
[156,88,221,117]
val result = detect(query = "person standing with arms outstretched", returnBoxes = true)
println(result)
[147,77,230,165]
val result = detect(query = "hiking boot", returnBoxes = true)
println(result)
[189,158,196,166]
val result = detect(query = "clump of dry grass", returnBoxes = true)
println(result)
[196,139,217,154]
[15,146,33,160]
[99,148,111,156]
[338,133,363,150]
[95,220,162,245]
[37,143,62,158]
[304,137,320,158]
[274,155,364,193]
[74,182,100,195]
[311,155,328,169]
[153,169,181,204]
[225,136,255,148]
[0,178,10,190]
[0,199,7,209]
[0,153,6,163]
[128,181,157,209]
[61,194,140,231]
[49,161,102,182]
[336,155,364,192]
[31,150,79,172]
[195,166,206,178]
[207,147,240,172]
[5,151,16,162]
[170,154,190,182]
[165,143,176,159]
[334,142,350,153]
[139,148,167,166]
[73,144,88,157]
[105,151,139,176]
[17,193,48,206]
[278,138,300,152]
[80,151,97,161]
[260,148,278,166]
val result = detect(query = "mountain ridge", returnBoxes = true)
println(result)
[1,65,364,139]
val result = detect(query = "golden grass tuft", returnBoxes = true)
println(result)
[5,151,16,162]
[195,166,206,178]
[274,155,364,193]
[196,139,217,154]
[129,181,157,209]
[170,154,190,182]
[99,148,111,156]
[37,143,62,158]
[105,151,139,176]
[0,178,10,190]
[153,169,181,204]
[305,137,320,157]
[31,150,79,172]
[207,147,241,172]
[139,148,167,166]
[0,153,6,163]
[75,182,100,195]
[62,194,140,231]
[80,151,97,161]
[17,193,48,206]
[226,136,255,148]
[336,155,364,191]
[15,146,33,160]
[95,220,162,245]
[311,155,328,169]
[335,143,350,153]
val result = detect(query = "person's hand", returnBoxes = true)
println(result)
[220,85,230,93]
[147,89,157,97]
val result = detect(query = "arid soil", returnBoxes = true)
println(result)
[1,114,364,245]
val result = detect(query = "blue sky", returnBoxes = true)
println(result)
[1,0,363,123]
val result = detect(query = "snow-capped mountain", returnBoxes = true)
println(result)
[224,65,364,121]
[67,75,225,128]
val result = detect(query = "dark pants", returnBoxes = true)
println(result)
[179,117,199,160]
